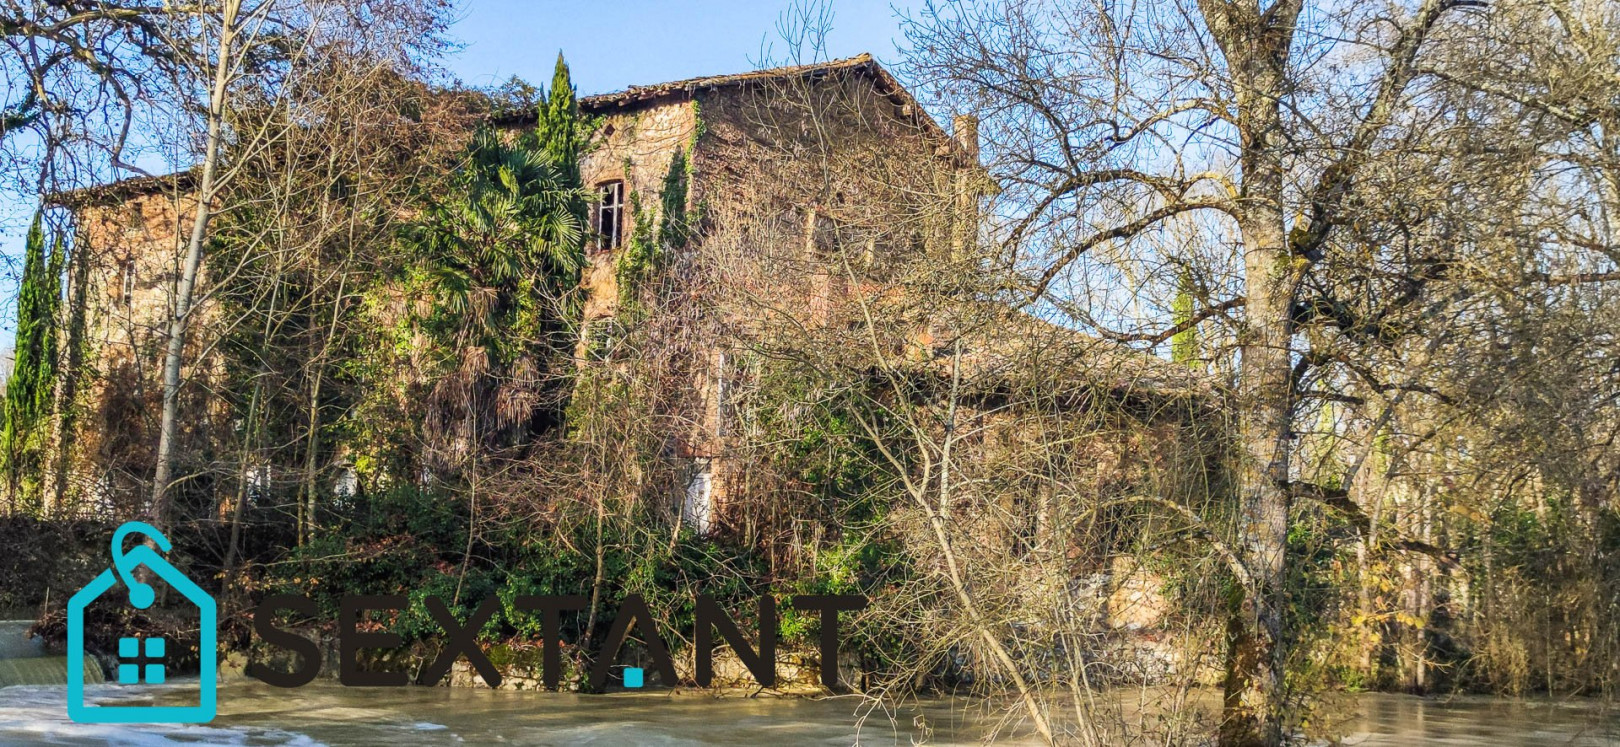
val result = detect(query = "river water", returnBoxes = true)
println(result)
[0,678,1614,745]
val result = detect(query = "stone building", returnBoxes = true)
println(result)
[504,54,990,532]
[47,54,988,524]
[49,172,204,512]
[47,55,1218,662]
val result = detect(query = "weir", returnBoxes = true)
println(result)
[0,618,103,687]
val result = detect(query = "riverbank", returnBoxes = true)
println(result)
[1,677,1615,745]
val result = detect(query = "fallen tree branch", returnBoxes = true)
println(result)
[1079,494,1253,591]
[1284,480,1460,571]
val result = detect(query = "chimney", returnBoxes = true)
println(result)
[949,114,983,262]
[952,114,980,164]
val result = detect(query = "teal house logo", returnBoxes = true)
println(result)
[67,521,217,724]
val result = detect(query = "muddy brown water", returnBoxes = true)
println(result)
[0,620,45,660]
[0,678,1613,745]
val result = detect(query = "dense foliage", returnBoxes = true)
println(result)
[4,5,1619,744]
[1,212,62,513]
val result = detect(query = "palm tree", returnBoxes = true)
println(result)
[408,126,588,465]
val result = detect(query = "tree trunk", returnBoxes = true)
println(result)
[149,0,240,528]
[1222,212,1297,747]
[222,376,263,586]
[1200,3,1303,744]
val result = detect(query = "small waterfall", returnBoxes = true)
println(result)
[0,618,104,687]
[0,656,104,686]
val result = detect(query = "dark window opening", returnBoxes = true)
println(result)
[123,203,144,235]
[596,181,624,250]
[120,259,136,306]
[803,209,843,261]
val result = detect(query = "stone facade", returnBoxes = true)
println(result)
[494,54,984,532]
[50,176,212,513]
[52,55,975,522]
[575,97,699,324]
[51,54,1221,688]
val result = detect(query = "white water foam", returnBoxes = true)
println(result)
[0,683,325,746]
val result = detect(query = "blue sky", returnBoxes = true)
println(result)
[447,0,920,94]
[0,0,923,346]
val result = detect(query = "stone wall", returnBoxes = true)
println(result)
[681,77,976,524]
[576,98,699,324]
[446,647,860,695]
[54,185,217,513]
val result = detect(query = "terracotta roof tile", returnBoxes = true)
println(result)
[496,53,977,166]
[61,56,981,204]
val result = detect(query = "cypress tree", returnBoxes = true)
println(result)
[2,211,62,512]
[1170,266,1199,367]
[537,52,584,190]
[525,51,591,327]
[532,52,589,252]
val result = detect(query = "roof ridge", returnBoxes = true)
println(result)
[554,53,976,166]
[64,54,981,201]
[578,53,877,108]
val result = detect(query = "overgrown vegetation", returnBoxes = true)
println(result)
[3,1,1619,745]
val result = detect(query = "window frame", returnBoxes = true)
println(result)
[120,258,136,307]
[595,180,625,251]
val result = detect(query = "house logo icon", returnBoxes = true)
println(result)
[67,521,217,724]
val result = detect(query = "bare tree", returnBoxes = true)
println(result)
[901,0,1620,743]
[147,0,253,529]
[208,13,456,574]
